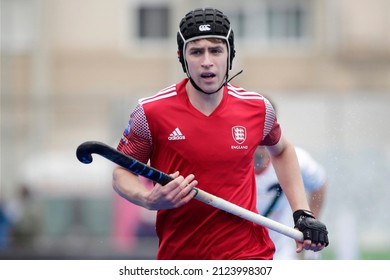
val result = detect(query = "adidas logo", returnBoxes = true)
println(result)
[168,128,186,140]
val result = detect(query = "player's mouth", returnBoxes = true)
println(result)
[200,72,216,80]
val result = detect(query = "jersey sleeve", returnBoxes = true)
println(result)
[117,103,152,163]
[260,98,281,146]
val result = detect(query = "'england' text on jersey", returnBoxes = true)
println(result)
[231,145,248,150]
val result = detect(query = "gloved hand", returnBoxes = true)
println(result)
[293,209,329,247]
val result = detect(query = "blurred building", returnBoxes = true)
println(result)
[1,0,390,259]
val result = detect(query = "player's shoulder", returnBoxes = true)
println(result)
[227,83,265,101]
[139,83,179,106]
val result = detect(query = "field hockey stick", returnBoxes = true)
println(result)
[76,141,304,242]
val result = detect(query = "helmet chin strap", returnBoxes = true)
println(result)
[188,69,243,95]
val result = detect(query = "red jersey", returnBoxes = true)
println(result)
[118,78,281,259]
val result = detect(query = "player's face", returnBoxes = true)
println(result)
[185,39,228,94]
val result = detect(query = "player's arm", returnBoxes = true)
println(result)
[113,103,197,210]
[112,166,197,210]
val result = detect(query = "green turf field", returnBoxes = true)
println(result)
[322,248,390,260]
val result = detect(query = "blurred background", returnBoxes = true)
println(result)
[1,0,389,259]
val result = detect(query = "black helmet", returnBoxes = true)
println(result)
[177,8,235,73]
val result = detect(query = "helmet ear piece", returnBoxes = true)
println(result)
[177,32,186,73]
[177,48,186,73]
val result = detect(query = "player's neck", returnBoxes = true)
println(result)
[186,82,224,116]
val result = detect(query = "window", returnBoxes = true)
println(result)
[137,6,170,39]
[1,0,38,52]
[227,0,311,45]
[267,2,308,40]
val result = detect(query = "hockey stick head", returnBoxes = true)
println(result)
[76,141,174,185]
[76,141,107,164]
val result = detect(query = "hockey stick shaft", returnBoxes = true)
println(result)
[76,141,304,242]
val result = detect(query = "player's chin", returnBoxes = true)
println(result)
[200,82,220,94]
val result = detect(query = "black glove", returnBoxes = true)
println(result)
[293,209,329,247]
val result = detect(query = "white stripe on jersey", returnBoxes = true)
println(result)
[263,98,276,140]
[227,84,264,100]
[139,84,177,105]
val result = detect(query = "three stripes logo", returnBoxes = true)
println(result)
[168,128,186,141]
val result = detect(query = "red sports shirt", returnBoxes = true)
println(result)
[118,78,281,259]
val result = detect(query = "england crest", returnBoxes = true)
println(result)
[232,126,246,144]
